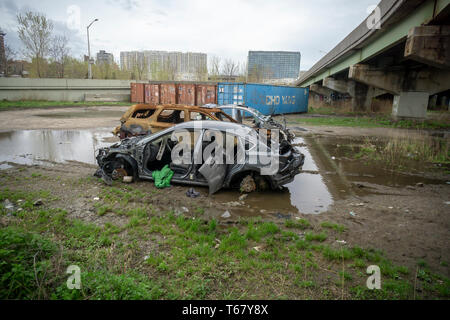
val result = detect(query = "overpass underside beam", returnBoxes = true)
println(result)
[310,84,334,97]
[323,77,387,112]
[349,64,450,118]
[404,25,450,69]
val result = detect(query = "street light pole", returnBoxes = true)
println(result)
[87,18,98,79]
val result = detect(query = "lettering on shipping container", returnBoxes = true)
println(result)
[266,96,296,105]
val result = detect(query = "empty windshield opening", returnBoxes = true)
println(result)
[132,109,155,119]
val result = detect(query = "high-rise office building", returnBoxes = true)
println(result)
[247,51,301,82]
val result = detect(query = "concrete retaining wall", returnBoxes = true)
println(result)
[0,78,148,102]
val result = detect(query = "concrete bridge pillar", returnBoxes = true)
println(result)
[348,64,450,119]
[392,92,429,119]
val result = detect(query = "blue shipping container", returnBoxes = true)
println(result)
[217,83,308,115]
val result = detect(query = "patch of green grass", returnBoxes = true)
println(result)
[245,222,280,242]
[53,270,164,300]
[0,100,133,111]
[285,219,310,230]
[295,115,449,130]
[96,205,111,216]
[305,231,327,242]
[320,221,346,233]
[194,207,205,215]
[0,226,58,299]
[2,181,449,300]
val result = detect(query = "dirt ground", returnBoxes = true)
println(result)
[0,106,129,130]
[1,106,449,280]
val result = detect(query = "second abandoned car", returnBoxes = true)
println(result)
[98,121,305,194]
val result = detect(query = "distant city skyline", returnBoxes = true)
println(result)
[120,50,207,81]
[0,0,379,71]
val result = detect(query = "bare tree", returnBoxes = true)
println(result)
[17,11,53,78]
[163,58,177,81]
[4,44,16,76]
[49,35,69,78]
[135,57,148,80]
[208,55,221,79]
[222,59,239,78]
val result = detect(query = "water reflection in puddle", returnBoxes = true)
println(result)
[213,137,335,215]
[0,129,117,166]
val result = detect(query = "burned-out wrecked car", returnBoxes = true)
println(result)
[217,105,295,142]
[113,104,237,139]
[97,121,305,194]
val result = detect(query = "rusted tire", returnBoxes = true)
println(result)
[240,175,257,193]
[111,167,128,180]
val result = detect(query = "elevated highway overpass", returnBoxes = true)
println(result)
[296,0,450,118]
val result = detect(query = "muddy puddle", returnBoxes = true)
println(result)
[0,129,446,215]
[0,129,118,166]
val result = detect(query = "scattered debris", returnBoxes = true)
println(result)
[253,246,262,252]
[275,212,292,220]
[221,211,231,219]
[416,182,424,188]
[33,199,43,206]
[336,240,347,244]
[123,176,133,183]
[331,156,336,160]
[238,194,248,201]
[223,201,242,207]
[352,203,365,207]
[93,197,100,201]
[181,207,189,213]
[2,199,16,216]
[349,211,357,217]
[388,206,394,209]
[186,188,200,198]
[152,165,174,189]
[214,238,221,249]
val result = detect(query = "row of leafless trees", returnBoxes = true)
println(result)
[209,56,246,79]
[5,10,259,82]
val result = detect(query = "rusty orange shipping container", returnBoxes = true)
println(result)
[160,83,177,104]
[130,83,145,103]
[196,84,217,105]
[144,84,160,105]
[177,84,196,106]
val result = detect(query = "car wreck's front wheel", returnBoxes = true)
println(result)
[99,155,137,183]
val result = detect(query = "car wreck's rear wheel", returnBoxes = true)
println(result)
[236,173,270,193]
[240,175,256,193]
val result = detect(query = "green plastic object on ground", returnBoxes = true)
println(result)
[152,164,174,189]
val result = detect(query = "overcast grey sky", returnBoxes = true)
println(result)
[0,0,379,70]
